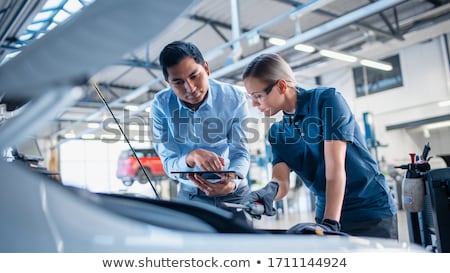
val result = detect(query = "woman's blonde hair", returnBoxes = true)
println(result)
[243,53,297,88]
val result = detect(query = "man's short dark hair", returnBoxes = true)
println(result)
[159,41,205,80]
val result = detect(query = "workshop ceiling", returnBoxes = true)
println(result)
[1,0,450,142]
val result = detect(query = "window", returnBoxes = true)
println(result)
[353,55,403,97]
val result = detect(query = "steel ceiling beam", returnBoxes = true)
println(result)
[210,0,406,79]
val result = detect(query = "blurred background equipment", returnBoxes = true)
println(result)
[396,143,450,253]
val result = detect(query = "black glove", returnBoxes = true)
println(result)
[320,218,341,232]
[241,181,279,217]
[287,219,345,236]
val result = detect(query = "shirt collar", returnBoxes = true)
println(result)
[176,80,213,112]
[294,87,310,116]
[282,87,309,123]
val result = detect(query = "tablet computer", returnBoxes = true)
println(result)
[170,170,237,181]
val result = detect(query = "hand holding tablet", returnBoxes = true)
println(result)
[171,170,238,182]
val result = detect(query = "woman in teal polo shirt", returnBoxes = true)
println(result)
[241,53,398,239]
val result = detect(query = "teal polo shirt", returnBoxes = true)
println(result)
[268,87,397,222]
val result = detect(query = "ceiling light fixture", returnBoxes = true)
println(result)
[63,132,76,139]
[247,32,260,47]
[294,43,315,53]
[81,134,95,140]
[124,105,139,111]
[87,122,99,129]
[360,59,392,71]
[268,37,286,46]
[319,49,358,62]
[438,100,450,107]
[423,120,450,130]
[294,45,390,71]
[108,124,119,129]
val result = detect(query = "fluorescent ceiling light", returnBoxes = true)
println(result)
[19,33,33,41]
[268,37,286,46]
[247,32,260,46]
[319,49,357,62]
[63,132,76,139]
[27,22,46,31]
[438,100,450,107]
[87,122,99,129]
[33,10,53,21]
[107,124,119,129]
[124,105,139,111]
[294,44,315,53]
[1,52,20,65]
[54,9,71,23]
[423,120,450,130]
[360,59,392,71]
[48,22,58,30]
[64,0,83,13]
[81,134,96,140]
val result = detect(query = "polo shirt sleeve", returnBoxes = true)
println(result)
[268,122,284,166]
[320,89,355,142]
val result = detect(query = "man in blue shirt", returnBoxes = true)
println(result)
[241,53,398,239]
[151,41,250,209]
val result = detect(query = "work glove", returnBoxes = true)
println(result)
[320,218,341,231]
[286,219,346,236]
[241,181,279,218]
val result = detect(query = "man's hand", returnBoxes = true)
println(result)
[185,149,225,171]
[188,172,236,196]
[241,181,279,218]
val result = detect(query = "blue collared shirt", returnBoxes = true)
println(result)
[151,79,250,187]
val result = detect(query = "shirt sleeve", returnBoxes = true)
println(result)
[320,89,355,142]
[226,92,250,180]
[151,96,193,182]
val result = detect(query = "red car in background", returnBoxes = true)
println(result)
[116,148,166,186]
